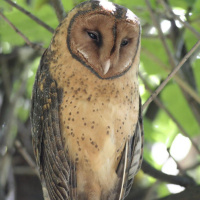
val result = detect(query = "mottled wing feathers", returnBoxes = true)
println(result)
[116,98,143,200]
[124,99,143,198]
[31,52,74,200]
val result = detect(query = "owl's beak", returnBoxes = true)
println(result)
[102,59,110,75]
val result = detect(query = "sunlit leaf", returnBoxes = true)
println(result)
[63,0,74,11]
[161,83,200,136]
[141,38,169,77]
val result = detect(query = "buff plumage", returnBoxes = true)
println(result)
[31,1,143,199]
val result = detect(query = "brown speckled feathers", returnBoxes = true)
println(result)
[31,1,143,200]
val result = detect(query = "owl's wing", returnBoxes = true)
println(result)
[116,98,144,200]
[31,51,76,200]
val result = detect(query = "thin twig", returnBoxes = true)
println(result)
[14,140,39,177]
[158,0,200,39]
[142,47,200,104]
[5,0,54,33]
[145,0,176,68]
[0,12,44,51]
[142,39,200,110]
[146,0,200,124]
[142,159,196,187]
[50,0,66,22]
[0,52,38,197]
[139,73,200,153]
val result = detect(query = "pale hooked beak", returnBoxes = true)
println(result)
[102,59,111,75]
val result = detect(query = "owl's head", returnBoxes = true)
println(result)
[66,0,141,79]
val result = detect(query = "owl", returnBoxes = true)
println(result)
[31,0,143,200]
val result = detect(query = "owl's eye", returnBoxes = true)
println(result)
[87,31,99,41]
[121,39,129,47]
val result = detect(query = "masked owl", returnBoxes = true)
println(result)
[31,0,143,199]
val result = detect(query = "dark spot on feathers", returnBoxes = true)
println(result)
[87,95,92,101]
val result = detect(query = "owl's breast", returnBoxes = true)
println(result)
[49,54,139,193]
[57,69,139,190]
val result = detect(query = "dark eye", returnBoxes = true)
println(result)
[87,31,99,41]
[121,39,129,47]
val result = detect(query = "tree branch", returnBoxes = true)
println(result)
[146,0,200,124]
[158,0,200,39]
[142,39,200,110]
[142,160,196,187]
[142,47,200,104]
[156,185,200,200]
[50,0,66,22]
[139,73,200,154]
[0,12,44,51]
[5,0,54,33]
[145,0,176,68]
[14,140,39,177]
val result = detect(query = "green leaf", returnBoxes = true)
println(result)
[63,0,74,12]
[141,39,169,77]
[168,0,189,9]
[1,3,56,47]
[157,183,170,198]
[184,0,197,7]
[161,83,200,136]
[34,0,49,10]
[16,100,30,122]
[144,110,177,145]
